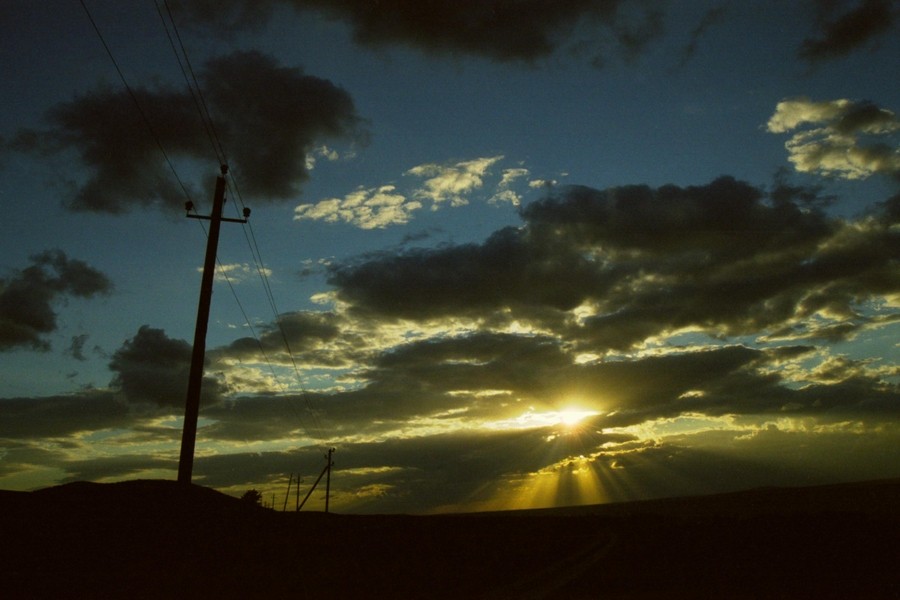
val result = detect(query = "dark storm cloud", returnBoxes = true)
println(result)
[330,177,899,349]
[222,311,341,360]
[615,350,900,428]
[172,1,893,67]
[205,330,898,446]
[14,51,364,213]
[329,224,607,320]
[366,340,760,426]
[361,332,571,395]
[59,455,175,484]
[203,394,326,441]
[0,326,225,442]
[364,334,897,427]
[205,384,451,442]
[0,444,64,478]
[677,5,726,67]
[0,393,130,439]
[201,51,364,198]
[194,176,900,461]
[203,334,573,442]
[584,427,900,502]
[0,250,112,351]
[193,425,634,509]
[331,427,625,510]
[521,177,832,255]
[800,0,897,62]
[66,333,90,361]
[173,0,667,65]
[109,325,224,407]
[198,420,900,512]
[189,419,900,512]
[535,179,896,347]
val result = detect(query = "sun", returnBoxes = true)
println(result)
[485,406,602,432]
[556,408,599,428]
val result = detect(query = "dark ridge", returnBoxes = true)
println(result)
[475,477,900,518]
[3,478,898,599]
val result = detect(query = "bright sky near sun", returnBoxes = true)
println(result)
[1,0,898,513]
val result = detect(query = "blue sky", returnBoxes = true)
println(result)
[1,0,898,512]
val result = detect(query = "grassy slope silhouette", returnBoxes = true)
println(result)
[2,478,898,598]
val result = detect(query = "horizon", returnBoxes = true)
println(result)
[1,0,898,514]
[12,474,900,516]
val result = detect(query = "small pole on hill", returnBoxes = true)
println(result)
[297,448,336,512]
[177,165,250,485]
[282,473,294,512]
[325,447,335,513]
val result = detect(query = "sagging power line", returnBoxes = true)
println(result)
[153,0,325,439]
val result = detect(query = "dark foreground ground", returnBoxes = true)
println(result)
[2,479,898,599]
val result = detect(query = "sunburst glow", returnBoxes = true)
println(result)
[487,407,602,431]
[557,408,600,428]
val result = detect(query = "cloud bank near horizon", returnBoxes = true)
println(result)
[3,173,898,511]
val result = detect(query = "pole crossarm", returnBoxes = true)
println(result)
[186,213,248,224]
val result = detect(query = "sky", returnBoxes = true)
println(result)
[0,0,898,513]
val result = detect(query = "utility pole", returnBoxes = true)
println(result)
[298,448,336,512]
[282,473,294,512]
[325,447,335,513]
[177,165,249,485]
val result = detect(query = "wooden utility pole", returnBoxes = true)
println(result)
[298,448,336,512]
[282,473,294,512]
[177,165,249,485]
[325,447,334,513]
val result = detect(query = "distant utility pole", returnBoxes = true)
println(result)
[325,447,334,513]
[282,473,294,512]
[177,165,250,485]
[298,448,336,512]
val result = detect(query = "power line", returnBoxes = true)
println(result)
[188,183,322,438]
[85,0,325,441]
[190,218,290,396]
[229,175,325,437]
[153,0,228,169]
[247,221,326,437]
[78,0,195,206]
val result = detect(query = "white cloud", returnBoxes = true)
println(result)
[203,262,272,284]
[407,155,504,207]
[304,145,343,171]
[489,168,530,206]
[766,98,852,133]
[294,185,420,229]
[529,178,557,189]
[296,155,532,229]
[767,97,900,180]
[499,168,529,186]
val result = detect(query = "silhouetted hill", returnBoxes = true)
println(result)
[2,478,898,598]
